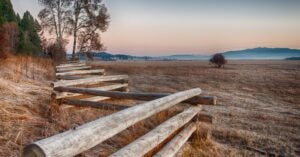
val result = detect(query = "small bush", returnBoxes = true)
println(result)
[46,42,66,64]
[210,53,227,68]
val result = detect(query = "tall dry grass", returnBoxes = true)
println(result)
[0,56,54,156]
[1,56,213,157]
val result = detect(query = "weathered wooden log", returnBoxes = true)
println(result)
[56,69,105,77]
[109,106,201,157]
[82,96,109,102]
[22,88,201,157]
[56,66,92,72]
[54,87,216,105]
[56,63,86,69]
[62,99,129,110]
[56,75,84,80]
[60,98,214,111]
[53,84,128,99]
[153,123,196,157]
[57,76,129,83]
[56,75,97,80]
[52,75,129,88]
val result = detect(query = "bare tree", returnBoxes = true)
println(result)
[38,0,72,61]
[77,26,104,60]
[70,0,109,60]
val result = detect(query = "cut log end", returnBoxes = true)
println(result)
[22,144,45,157]
[187,96,217,105]
[212,96,217,105]
[194,112,213,124]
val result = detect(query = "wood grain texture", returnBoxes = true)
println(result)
[52,75,129,88]
[109,107,201,157]
[153,123,196,157]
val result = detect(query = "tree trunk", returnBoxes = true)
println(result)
[72,13,79,60]
[72,29,77,60]
[57,0,65,61]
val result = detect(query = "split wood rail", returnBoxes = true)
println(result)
[22,61,217,157]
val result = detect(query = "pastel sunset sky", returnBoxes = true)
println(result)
[11,0,300,56]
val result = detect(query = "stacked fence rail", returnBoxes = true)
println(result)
[22,61,217,157]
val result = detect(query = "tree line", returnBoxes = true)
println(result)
[0,0,110,64]
[0,0,42,58]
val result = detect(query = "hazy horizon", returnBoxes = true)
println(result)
[11,0,300,56]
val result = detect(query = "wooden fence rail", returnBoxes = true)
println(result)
[22,62,217,157]
[52,75,129,88]
[153,123,197,157]
[62,99,129,110]
[23,88,202,157]
[110,106,201,157]
[56,63,86,68]
[53,83,128,99]
[56,66,92,72]
[54,86,216,105]
[56,69,105,77]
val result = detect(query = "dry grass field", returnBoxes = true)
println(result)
[91,60,300,156]
[0,57,299,156]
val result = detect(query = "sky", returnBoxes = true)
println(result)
[11,0,300,56]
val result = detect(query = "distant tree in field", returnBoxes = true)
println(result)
[18,11,42,55]
[69,0,109,60]
[210,53,227,68]
[38,0,72,62]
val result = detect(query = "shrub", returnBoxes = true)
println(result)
[46,42,66,64]
[210,53,227,68]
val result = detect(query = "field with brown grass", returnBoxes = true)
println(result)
[0,57,299,157]
[91,60,300,156]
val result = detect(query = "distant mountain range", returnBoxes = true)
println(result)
[73,47,300,61]
[75,52,151,61]
[223,47,300,60]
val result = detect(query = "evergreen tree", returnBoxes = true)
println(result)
[0,0,42,57]
[18,11,42,55]
[0,0,16,25]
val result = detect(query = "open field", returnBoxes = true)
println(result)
[91,60,300,156]
[0,58,299,156]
